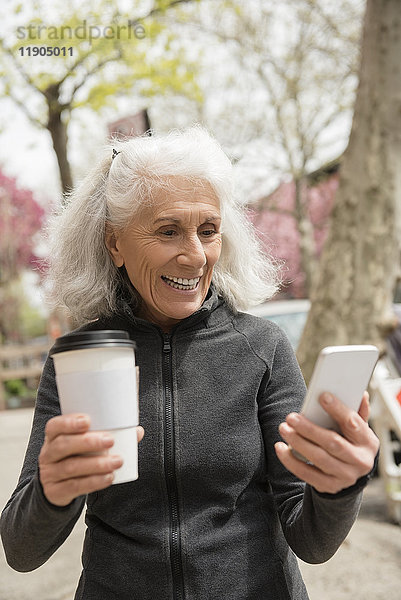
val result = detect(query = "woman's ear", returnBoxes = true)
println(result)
[105,224,124,267]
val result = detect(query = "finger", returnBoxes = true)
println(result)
[318,393,370,444]
[274,442,345,494]
[279,419,352,468]
[137,425,145,443]
[44,414,91,443]
[41,430,115,463]
[358,392,370,422]
[279,413,368,472]
[281,412,379,476]
[279,421,362,485]
[40,453,123,484]
[44,473,115,507]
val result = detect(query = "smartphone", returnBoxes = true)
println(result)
[291,345,379,462]
[301,345,379,430]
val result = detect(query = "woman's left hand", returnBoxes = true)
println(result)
[275,392,380,494]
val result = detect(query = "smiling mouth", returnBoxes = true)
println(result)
[161,275,201,290]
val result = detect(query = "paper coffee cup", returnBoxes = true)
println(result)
[50,330,139,484]
[103,427,138,484]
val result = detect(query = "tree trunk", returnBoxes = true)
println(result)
[47,108,73,198]
[294,177,318,296]
[45,84,73,198]
[297,0,401,384]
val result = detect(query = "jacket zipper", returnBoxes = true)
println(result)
[162,333,185,600]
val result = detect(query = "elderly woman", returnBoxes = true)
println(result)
[1,127,378,600]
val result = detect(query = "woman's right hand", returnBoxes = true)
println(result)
[39,414,144,507]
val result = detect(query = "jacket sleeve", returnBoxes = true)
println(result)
[258,329,367,564]
[0,355,85,572]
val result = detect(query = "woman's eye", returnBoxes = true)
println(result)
[160,229,176,237]
[200,229,216,237]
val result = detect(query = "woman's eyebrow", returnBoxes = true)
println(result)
[154,217,181,224]
[202,214,221,222]
[154,214,221,224]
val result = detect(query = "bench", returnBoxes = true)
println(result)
[0,343,50,410]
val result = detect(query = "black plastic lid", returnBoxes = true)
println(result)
[49,330,136,356]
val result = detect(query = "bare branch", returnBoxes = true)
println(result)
[2,86,45,128]
[142,0,199,21]
[68,49,123,100]
[256,62,297,174]
[0,40,46,97]
[57,50,94,88]
[57,7,121,88]
[62,1,197,101]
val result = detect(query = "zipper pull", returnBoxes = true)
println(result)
[163,334,171,353]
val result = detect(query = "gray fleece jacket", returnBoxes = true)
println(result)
[1,288,368,599]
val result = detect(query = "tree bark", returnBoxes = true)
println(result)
[45,82,73,198]
[297,0,401,383]
[47,111,73,197]
[294,177,318,296]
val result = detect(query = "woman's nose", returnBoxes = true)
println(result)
[176,234,207,268]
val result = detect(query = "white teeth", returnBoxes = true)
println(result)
[162,275,201,291]
[163,275,200,283]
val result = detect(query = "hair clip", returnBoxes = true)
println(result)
[112,149,121,160]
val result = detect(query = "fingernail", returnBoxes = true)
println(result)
[287,413,300,425]
[275,441,288,455]
[279,422,290,435]
[321,393,334,405]
[101,434,114,445]
[76,415,90,428]
[111,455,123,468]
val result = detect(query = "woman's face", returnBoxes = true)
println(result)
[106,177,222,332]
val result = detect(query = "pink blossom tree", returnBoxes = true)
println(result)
[0,171,44,341]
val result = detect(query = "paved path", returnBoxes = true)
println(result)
[1,408,400,600]
[300,480,401,599]
[0,408,84,600]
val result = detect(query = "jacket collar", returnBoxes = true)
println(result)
[116,283,227,334]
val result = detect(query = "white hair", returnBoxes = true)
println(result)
[46,126,280,323]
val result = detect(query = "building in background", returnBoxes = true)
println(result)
[249,160,341,299]
[108,109,151,139]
